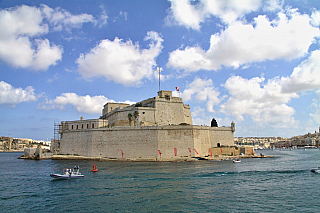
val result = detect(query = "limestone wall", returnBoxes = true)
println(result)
[102,103,130,115]
[183,105,192,124]
[90,127,158,158]
[156,126,195,158]
[193,127,211,157]
[59,125,234,159]
[155,99,189,125]
[137,107,156,125]
[103,106,157,127]
[59,130,93,156]
[209,127,234,147]
[210,147,239,156]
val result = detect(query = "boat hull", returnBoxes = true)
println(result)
[50,173,84,179]
[310,169,320,174]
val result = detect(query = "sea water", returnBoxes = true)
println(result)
[1,149,320,212]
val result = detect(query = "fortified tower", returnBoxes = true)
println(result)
[100,90,192,127]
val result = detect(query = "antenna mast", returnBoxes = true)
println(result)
[157,59,162,91]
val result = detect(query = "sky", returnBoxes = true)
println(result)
[0,0,320,140]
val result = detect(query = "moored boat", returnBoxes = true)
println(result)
[310,167,320,174]
[50,166,84,179]
[233,159,241,163]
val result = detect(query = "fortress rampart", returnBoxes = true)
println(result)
[59,125,234,158]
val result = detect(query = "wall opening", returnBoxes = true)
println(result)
[217,143,221,147]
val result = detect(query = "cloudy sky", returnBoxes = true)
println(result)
[0,0,320,140]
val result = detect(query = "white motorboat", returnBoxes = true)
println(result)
[50,166,84,179]
[310,167,320,174]
[233,159,241,163]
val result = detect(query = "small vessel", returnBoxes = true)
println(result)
[50,166,84,179]
[310,167,320,174]
[233,158,241,163]
[92,163,98,172]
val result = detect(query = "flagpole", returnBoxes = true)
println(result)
[157,59,161,92]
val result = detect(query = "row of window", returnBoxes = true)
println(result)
[71,123,95,130]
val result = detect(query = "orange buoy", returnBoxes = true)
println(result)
[92,163,98,172]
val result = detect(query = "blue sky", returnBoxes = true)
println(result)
[0,0,320,140]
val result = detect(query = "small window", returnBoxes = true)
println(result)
[82,124,84,129]
[77,125,78,129]
[142,112,145,114]
[72,125,73,130]
[217,143,221,147]
[87,124,89,129]
[92,123,94,128]
[165,95,170,100]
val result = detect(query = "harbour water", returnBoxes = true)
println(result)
[1,149,320,212]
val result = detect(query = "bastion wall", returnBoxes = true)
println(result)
[59,125,234,158]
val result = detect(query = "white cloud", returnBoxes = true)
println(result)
[281,50,320,93]
[309,90,320,124]
[165,0,205,30]
[31,39,63,70]
[220,48,320,128]
[39,93,136,114]
[119,11,128,21]
[0,81,37,106]
[166,0,262,29]
[309,99,320,125]
[202,0,262,24]
[167,9,320,72]
[191,106,205,118]
[0,5,62,70]
[41,4,96,31]
[0,4,99,71]
[220,75,298,127]
[98,6,108,26]
[76,31,163,86]
[180,78,220,112]
[311,9,320,27]
[263,0,283,12]
[39,93,113,114]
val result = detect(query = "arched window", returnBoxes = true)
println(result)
[217,143,221,147]
[82,124,84,129]
[87,124,89,129]
[77,125,78,129]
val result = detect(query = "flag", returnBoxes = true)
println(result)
[175,87,180,91]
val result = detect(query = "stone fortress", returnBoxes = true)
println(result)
[57,90,237,160]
